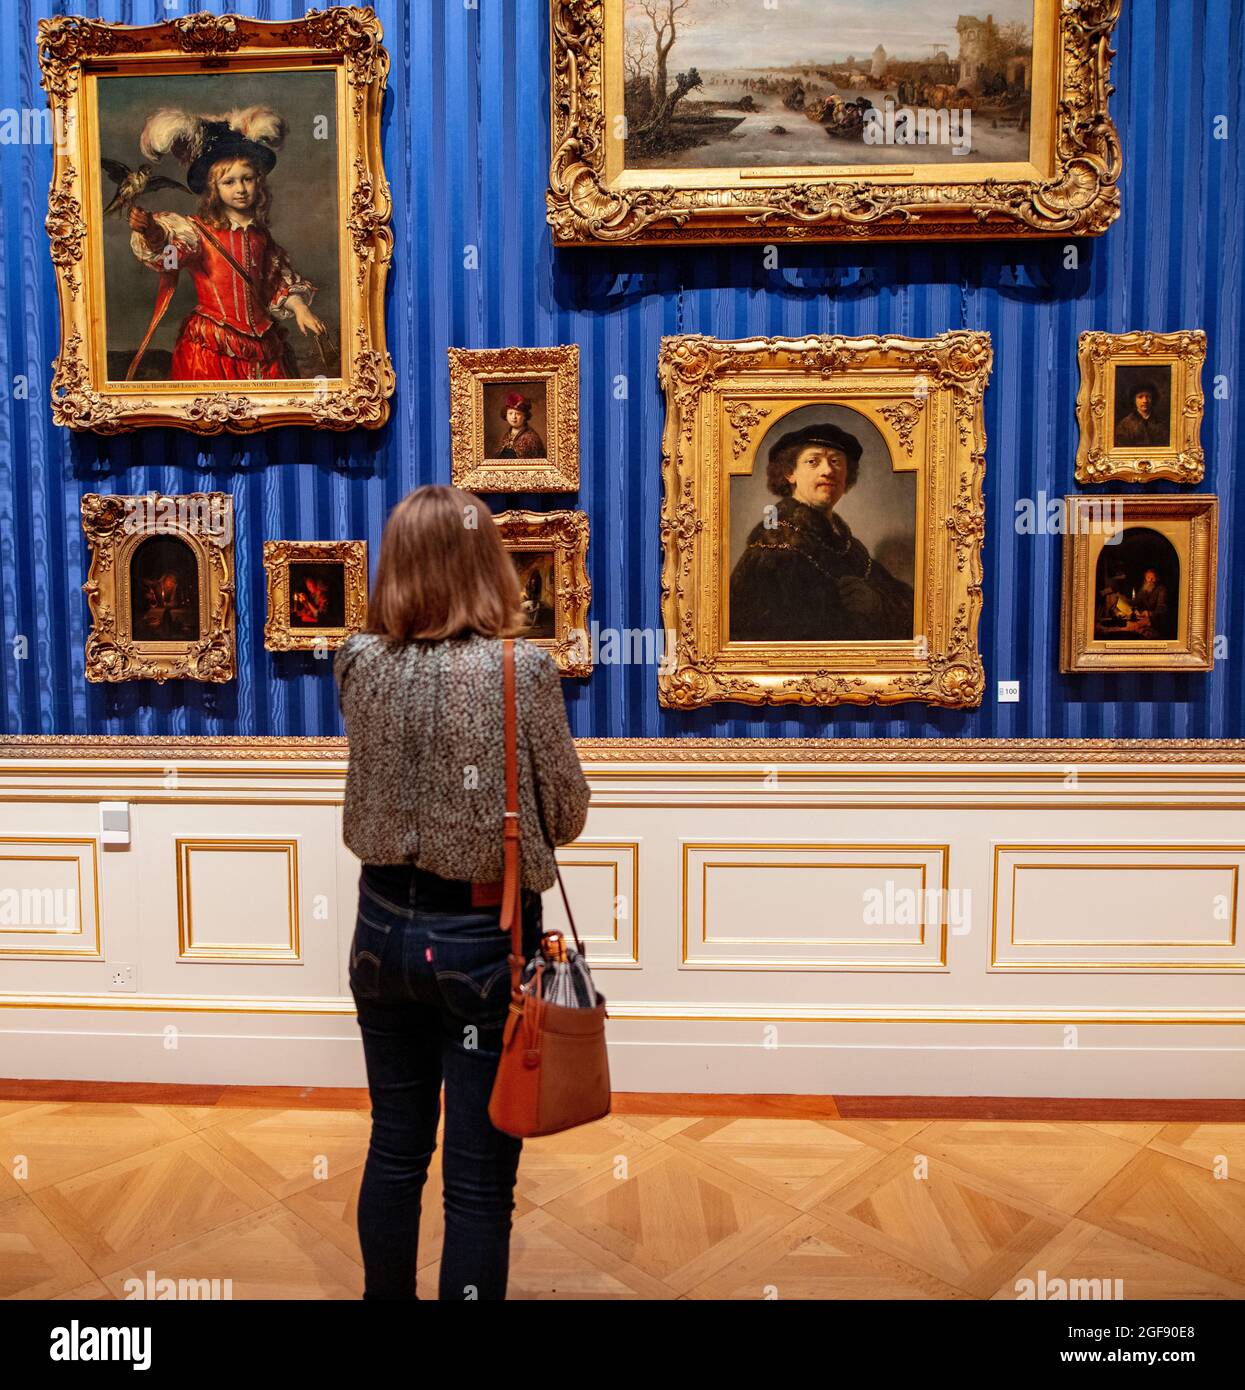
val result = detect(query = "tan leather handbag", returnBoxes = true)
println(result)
[487,639,611,1139]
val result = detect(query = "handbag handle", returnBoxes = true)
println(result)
[500,640,587,1005]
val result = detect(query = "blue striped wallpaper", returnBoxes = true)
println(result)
[0,0,1241,740]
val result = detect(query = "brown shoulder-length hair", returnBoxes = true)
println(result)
[366,485,524,642]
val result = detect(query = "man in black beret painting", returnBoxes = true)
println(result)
[729,422,914,643]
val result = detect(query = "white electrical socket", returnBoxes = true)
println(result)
[108,964,136,992]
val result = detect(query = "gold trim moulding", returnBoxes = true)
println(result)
[1,992,1243,1026]
[175,837,301,963]
[0,836,102,960]
[4,737,1245,766]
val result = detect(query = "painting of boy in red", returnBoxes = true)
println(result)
[126,106,327,381]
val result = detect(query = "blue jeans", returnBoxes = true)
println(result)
[349,864,543,1300]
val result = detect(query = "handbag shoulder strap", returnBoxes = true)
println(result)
[500,640,589,986]
[501,640,524,992]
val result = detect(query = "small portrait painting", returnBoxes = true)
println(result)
[511,550,557,639]
[728,410,916,643]
[1075,332,1205,484]
[288,561,347,630]
[484,383,548,460]
[130,535,201,642]
[1093,528,1179,641]
[1112,365,1172,450]
[98,74,340,383]
[449,346,580,492]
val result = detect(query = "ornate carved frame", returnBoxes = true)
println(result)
[548,0,1122,246]
[262,539,368,652]
[449,345,581,492]
[81,492,235,683]
[658,332,991,709]
[38,7,395,434]
[493,509,593,677]
[1061,495,1219,674]
[1074,330,1207,484]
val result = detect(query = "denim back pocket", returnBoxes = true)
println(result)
[349,884,407,999]
[426,913,514,1025]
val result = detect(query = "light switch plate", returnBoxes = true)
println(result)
[100,800,130,846]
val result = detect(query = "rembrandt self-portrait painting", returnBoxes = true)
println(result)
[1112,367,1172,451]
[728,410,916,644]
[658,331,991,709]
[39,10,394,433]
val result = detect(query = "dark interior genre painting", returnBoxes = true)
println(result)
[288,562,347,631]
[1093,527,1180,642]
[511,550,557,639]
[128,535,201,643]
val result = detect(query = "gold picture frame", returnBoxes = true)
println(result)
[657,331,992,708]
[38,7,395,433]
[449,345,581,492]
[262,540,368,652]
[1074,330,1207,484]
[548,0,1121,246]
[81,492,235,683]
[494,509,593,677]
[1061,495,1218,674]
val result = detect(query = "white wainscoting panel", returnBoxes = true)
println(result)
[0,742,1243,1096]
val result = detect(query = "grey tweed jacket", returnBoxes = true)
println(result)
[333,632,590,892]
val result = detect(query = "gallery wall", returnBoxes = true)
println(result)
[0,0,1241,741]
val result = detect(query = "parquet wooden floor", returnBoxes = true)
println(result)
[2,1099,1243,1300]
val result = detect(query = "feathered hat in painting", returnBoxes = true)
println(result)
[138,105,288,194]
